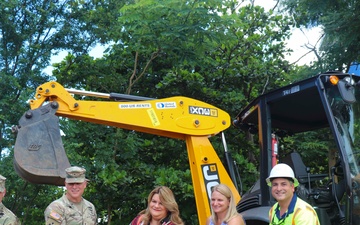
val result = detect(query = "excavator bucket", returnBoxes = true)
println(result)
[14,103,70,186]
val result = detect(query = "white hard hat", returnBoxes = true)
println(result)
[266,163,299,187]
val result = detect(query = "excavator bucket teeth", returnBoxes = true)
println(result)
[14,103,70,186]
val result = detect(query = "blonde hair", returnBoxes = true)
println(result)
[210,184,239,223]
[140,186,184,225]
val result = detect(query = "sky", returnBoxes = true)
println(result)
[44,1,323,75]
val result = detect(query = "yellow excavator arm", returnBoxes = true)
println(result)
[14,81,240,225]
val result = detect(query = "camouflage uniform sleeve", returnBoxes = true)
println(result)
[0,217,20,225]
[10,216,21,225]
[0,205,22,225]
[1,215,21,225]
[44,201,64,225]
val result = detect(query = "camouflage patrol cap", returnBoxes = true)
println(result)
[0,175,6,192]
[65,166,89,183]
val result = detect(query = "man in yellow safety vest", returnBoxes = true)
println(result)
[267,163,320,225]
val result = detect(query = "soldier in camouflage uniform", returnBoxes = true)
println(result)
[0,175,21,225]
[44,166,97,225]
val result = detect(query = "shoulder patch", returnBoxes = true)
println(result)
[49,211,62,221]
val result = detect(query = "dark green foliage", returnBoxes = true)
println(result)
[49,2,295,224]
[0,0,126,224]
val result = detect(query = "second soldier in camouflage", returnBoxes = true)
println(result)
[44,166,97,225]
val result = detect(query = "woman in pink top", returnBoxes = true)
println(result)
[129,186,184,225]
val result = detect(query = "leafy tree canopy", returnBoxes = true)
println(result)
[1,0,298,224]
[52,1,295,224]
[280,0,360,71]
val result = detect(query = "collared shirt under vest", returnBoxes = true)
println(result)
[269,194,320,225]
